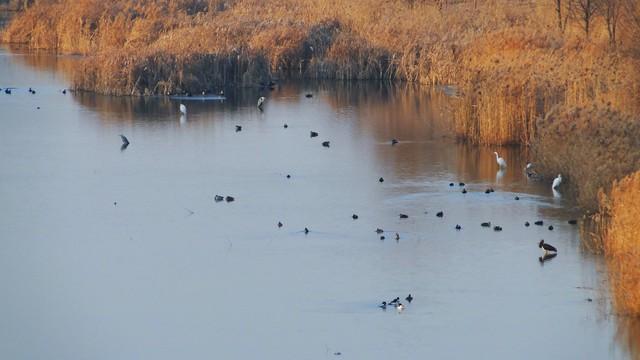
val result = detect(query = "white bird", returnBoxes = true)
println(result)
[257,96,265,110]
[179,103,187,115]
[552,174,562,190]
[494,152,507,168]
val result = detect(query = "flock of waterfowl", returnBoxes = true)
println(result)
[5,86,577,312]
[140,95,579,310]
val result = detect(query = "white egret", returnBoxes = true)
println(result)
[552,174,562,189]
[494,152,507,168]
[179,103,187,115]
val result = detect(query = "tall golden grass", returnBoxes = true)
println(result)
[533,105,640,211]
[598,171,640,317]
[3,0,640,103]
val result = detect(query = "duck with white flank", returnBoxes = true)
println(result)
[539,240,557,254]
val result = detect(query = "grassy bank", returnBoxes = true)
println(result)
[533,105,640,211]
[598,171,640,317]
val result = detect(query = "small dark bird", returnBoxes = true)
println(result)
[493,226,503,231]
[119,134,130,146]
[539,239,558,253]
[5,88,11,94]
[586,298,593,302]
[277,221,283,228]
[389,297,400,305]
[525,221,530,227]
[376,228,384,234]
[305,93,313,98]
[235,125,242,132]
[436,211,444,218]
[380,236,385,240]
[379,177,384,183]
[490,188,495,193]
[455,224,462,230]
[310,131,319,138]
[405,294,413,303]
[225,196,235,202]
[485,189,491,194]
[286,174,291,179]
[113,201,117,206]
[568,219,578,225]
[515,196,520,200]
[449,183,454,187]
[391,139,399,145]
[481,222,491,227]
[214,195,224,202]
[304,227,310,234]
[395,233,400,241]
[399,214,409,219]
[462,188,467,194]
[379,301,387,309]
[548,225,554,231]
[62,89,67,94]
[284,124,288,128]
[322,141,330,147]
[534,220,544,226]
[352,214,359,220]
[36,106,40,109]
[459,182,465,186]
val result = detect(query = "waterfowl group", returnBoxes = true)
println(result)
[379,294,412,312]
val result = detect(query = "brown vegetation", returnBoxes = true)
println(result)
[533,105,640,211]
[598,171,640,317]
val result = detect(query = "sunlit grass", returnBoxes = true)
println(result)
[599,171,640,317]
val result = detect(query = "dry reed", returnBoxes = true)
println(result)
[598,171,640,317]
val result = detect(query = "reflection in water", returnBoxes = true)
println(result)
[539,252,558,265]
[2,45,639,360]
[553,188,562,199]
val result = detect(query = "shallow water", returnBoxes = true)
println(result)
[0,47,637,359]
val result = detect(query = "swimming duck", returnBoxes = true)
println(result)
[539,239,557,254]
[310,131,319,138]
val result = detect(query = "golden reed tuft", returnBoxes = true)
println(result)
[598,171,640,317]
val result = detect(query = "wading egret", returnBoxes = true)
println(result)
[552,174,562,189]
[179,103,187,115]
[494,152,507,168]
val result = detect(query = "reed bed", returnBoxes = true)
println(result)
[533,105,640,211]
[598,171,640,317]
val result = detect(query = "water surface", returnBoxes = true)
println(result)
[0,47,636,359]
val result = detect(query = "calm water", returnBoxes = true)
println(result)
[1,47,637,359]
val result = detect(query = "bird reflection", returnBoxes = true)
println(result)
[496,168,505,181]
[179,114,187,125]
[120,143,129,152]
[552,188,561,198]
[538,253,558,265]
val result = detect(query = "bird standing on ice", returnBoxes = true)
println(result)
[552,174,562,190]
[257,96,266,110]
[179,103,187,115]
[494,152,507,168]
